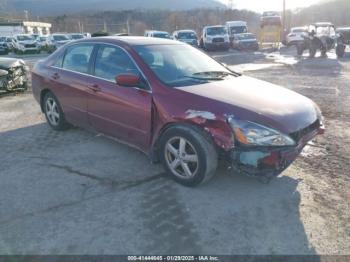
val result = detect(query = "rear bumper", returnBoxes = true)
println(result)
[229,126,324,178]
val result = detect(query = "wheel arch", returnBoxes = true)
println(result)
[151,119,233,163]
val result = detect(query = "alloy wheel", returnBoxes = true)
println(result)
[164,137,199,179]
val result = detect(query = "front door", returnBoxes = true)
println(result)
[87,44,153,152]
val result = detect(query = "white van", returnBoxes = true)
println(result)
[225,21,248,43]
[144,30,171,39]
[200,25,230,51]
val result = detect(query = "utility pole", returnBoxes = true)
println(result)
[24,10,28,21]
[282,0,286,32]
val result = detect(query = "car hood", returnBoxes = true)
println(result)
[0,57,25,69]
[18,40,36,45]
[176,76,319,134]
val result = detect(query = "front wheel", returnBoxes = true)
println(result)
[43,92,70,131]
[159,125,218,187]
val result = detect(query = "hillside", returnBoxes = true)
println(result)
[4,0,226,16]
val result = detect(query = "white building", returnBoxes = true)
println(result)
[0,21,52,36]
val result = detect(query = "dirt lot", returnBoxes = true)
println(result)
[0,48,349,255]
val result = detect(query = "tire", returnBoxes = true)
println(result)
[336,44,345,58]
[296,44,304,56]
[309,46,317,58]
[43,91,70,131]
[159,125,218,187]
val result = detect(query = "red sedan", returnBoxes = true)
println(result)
[32,37,324,186]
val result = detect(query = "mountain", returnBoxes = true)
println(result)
[5,0,226,16]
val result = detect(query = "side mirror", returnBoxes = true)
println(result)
[116,73,141,87]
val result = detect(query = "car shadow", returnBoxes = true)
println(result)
[0,123,319,256]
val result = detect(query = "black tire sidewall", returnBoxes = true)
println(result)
[159,126,210,187]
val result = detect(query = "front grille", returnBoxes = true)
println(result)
[290,120,320,143]
[25,44,36,48]
[213,37,224,43]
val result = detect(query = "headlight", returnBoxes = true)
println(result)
[228,117,296,146]
[206,36,212,42]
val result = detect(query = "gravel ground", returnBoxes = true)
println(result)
[0,49,349,255]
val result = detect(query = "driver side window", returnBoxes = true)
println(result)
[94,45,139,82]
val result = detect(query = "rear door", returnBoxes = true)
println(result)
[87,44,153,151]
[49,43,95,128]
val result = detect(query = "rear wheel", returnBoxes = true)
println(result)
[43,92,70,131]
[159,125,218,187]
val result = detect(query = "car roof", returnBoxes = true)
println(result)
[204,25,225,29]
[177,29,196,33]
[312,22,334,27]
[74,36,184,46]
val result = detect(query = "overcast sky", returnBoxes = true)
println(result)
[219,0,322,12]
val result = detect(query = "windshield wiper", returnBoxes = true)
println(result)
[193,70,240,77]
[180,75,224,81]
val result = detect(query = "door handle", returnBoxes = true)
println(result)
[51,72,60,80]
[88,84,101,92]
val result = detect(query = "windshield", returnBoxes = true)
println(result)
[16,35,33,41]
[0,37,6,41]
[236,33,256,40]
[134,44,234,87]
[178,32,197,39]
[70,34,84,39]
[153,33,170,39]
[39,37,47,41]
[53,35,69,41]
[229,26,247,35]
[207,27,227,36]
[292,28,307,33]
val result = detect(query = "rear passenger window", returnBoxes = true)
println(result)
[62,44,94,74]
[94,45,138,81]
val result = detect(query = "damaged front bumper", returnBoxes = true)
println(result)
[229,126,324,178]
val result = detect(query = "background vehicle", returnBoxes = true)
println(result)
[68,33,85,40]
[286,27,308,46]
[0,37,11,54]
[232,33,259,51]
[172,30,198,46]
[0,57,28,92]
[13,34,40,54]
[297,22,346,58]
[48,33,71,52]
[200,25,230,51]
[225,21,248,44]
[37,35,54,53]
[144,30,171,39]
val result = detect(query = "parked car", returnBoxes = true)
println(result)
[297,22,346,58]
[286,27,308,46]
[0,37,11,54]
[32,37,325,187]
[232,33,259,51]
[200,25,230,51]
[0,57,28,92]
[37,35,54,53]
[172,30,198,46]
[68,33,85,40]
[144,30,171,39]
[5,37,18,52]
[14,34,40,54]
[225,21,248,44]
[48,34,71,52]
